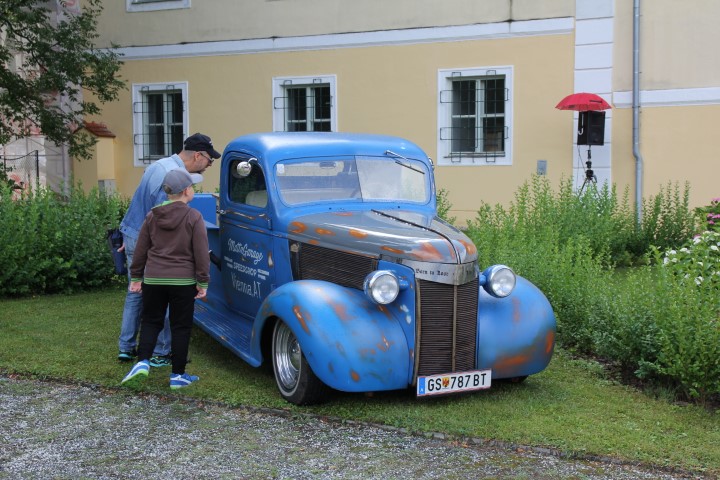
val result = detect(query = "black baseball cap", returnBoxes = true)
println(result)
[183,133,221,159]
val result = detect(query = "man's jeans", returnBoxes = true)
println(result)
[118,233,171,356]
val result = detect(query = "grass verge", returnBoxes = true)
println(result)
[0,285,718,476]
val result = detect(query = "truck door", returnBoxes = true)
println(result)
[219,158,274,319]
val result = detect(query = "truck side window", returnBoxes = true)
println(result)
[229,160,268,208]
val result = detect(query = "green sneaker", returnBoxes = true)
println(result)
[121,360,149,387]
[149,355,172,368]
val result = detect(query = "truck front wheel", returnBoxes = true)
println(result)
[272,320,328,405]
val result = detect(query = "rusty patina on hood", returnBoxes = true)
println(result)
[285,209,478,265]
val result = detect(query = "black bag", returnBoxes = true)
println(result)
[107,228,128,276]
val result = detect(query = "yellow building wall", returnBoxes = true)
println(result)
[95,0,573,48]
[72,147,99,193]
[614,0,720,91]
[72,136,117,193]
[611,0,720,213]
[95,32,574,226]
[95,137,115,181]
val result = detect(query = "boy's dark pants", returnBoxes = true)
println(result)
[137,284,197,375]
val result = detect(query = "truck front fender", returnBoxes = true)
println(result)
[255,280,410,392]
[477,276,556,379]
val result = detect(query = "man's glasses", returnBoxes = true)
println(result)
[198,151,214,165]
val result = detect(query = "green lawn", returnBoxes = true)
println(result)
[1,285,718,476]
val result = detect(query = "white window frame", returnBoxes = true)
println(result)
[272,75,337,132]
[131,82,189,167]
[437,66,513,166]
[126,0,190,13]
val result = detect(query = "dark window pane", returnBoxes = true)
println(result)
[170,92,183,123]
[484,78,505,115]
[451,116,476,152]
[170,124,184,154]
[452,80,475,116]
[148,125,164,156]
[313,86,331,120]
[147,94,164,124]
[483,117,504,152]
[288,88,307,122]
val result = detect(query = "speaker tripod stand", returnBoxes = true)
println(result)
[579,147,597,193]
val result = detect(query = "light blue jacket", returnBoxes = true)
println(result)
[119,154,186,240]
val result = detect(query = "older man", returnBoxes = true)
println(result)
[117,133,220,366]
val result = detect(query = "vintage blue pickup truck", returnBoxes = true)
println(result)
[191,132,556,405]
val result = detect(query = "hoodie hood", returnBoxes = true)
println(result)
[285,209,477,264]
[152,201,192,230]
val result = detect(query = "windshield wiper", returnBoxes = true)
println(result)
[385,150,425,175]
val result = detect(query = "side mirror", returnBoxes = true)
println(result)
[234,158,258,178]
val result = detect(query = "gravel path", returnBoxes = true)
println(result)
[0,375,707,479]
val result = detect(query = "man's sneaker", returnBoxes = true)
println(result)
[149,355,172,368]
[170,373,199,390]
[121,360,150,387]
[117,349,136,362]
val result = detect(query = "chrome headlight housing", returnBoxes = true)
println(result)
[364,270,400,304]
[481,265,516,298]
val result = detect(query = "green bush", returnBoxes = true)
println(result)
[0,182,127,296]
[632,181,696,256]
[464,175,718,402]
[436,188,457,225]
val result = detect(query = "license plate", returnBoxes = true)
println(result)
[416,369,491,397]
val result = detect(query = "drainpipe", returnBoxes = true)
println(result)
[633,0,643,225]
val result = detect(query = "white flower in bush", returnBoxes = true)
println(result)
[661,231,720,291]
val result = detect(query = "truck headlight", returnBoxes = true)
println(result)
[364,271,400,304]
[482,265,516,298]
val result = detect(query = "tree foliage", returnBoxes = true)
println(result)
[0,0,124,159]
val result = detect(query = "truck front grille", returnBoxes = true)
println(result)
[294,243,377,290]
[416,277,479,377]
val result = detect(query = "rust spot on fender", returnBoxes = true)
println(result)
[513,297,522,323]
[349,229,368,239]
[377,335,393,352]
[377,304,394,320]
[334,212,353,216]
[289,221,307,234]
[381,245,404,254]
[330,301,352,322]
[309,239,320,245]
[315,227,336,236]
[359,348,377,358]
[293,305,311,334]
[350,370,361,382]
[494,355,530,371]
[545,331,555,354]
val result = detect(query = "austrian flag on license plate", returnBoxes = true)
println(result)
[416,369,491,396]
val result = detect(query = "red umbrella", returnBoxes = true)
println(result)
[555,92,611,111]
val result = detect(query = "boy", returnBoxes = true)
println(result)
[121,168,210,389]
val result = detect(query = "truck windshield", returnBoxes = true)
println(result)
[275,156,430,206]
